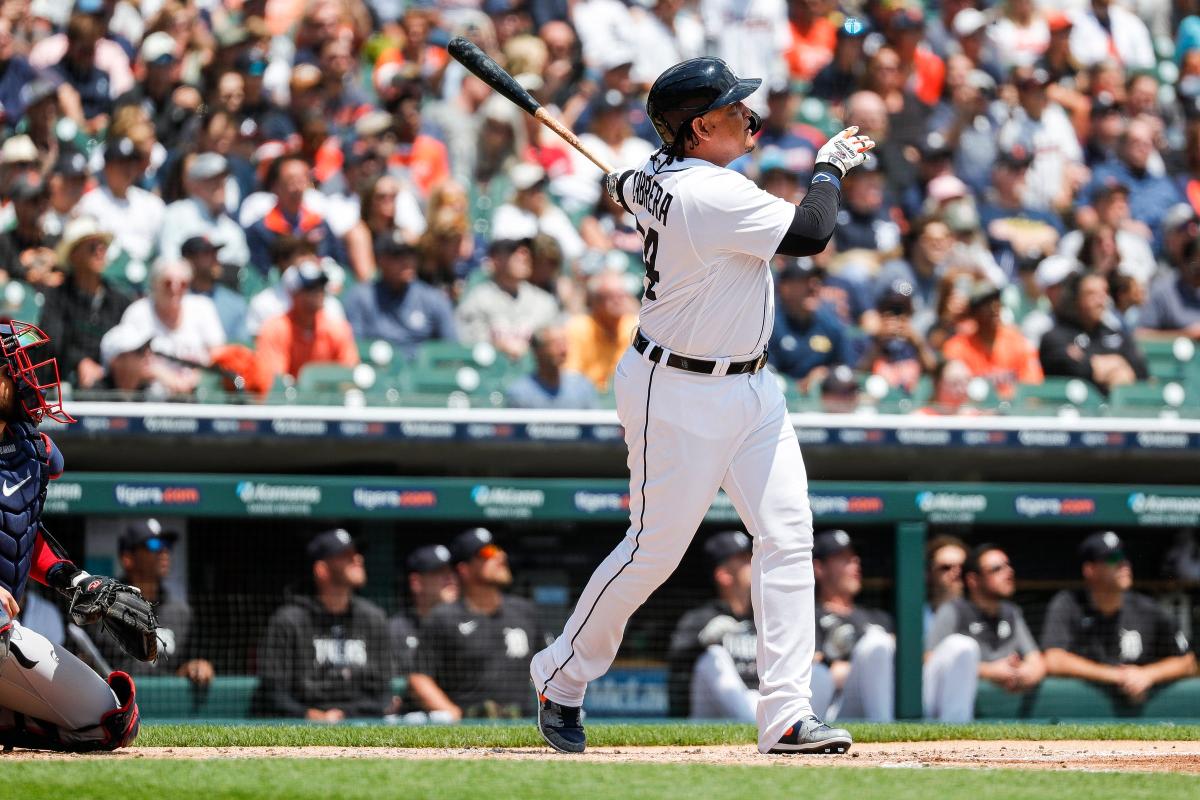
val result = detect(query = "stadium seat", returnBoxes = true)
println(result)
[1013,378,1102,415]
[1137,337,1196,383]
[135,676,259,720]
[1108,381,1193,417]
[0,281,42,324]
[975,676,1200,720]
[416,340,506,376]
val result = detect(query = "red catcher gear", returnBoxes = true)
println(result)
[0,319,74,424]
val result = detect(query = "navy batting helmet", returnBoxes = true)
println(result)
[647,58,761,149]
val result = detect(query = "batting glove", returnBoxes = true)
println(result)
[815,127,876,179]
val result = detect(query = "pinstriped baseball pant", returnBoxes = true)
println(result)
[531,345,816,753]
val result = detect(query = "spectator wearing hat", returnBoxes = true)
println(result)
[94,323,158,397]
[1069,0,1155,71]
[158,153,251,269]
[858,279,938,394]
[949,6,1003,82]
[876,216,961,332]
[182,236,248,343]
[942,279,1043,398]
[1016,253,1082,345]
[1138,235,1200,340]
[244,237,348,337]
[667,531,759,720]
[92,519,214,686]
[456,237,560,361]
[18,77,68,171]
[0,135,44,202]
[926,57,1002,197]
[997,66,1085,212]
[118,258,225,393]
[0,177,60,287]
[885,4,945,107]
[505,324,598,410]
[916,359,978,416]
[245,154,347,274]
[28,1,133,94]
[1039,271,1148,392]
[978,145,1064,275]
[343,230,457,358]
[736,85,819,183]
[811,17,871,106]
[409,528,547,720]
[819,364,861,413]
[256,257,359,381]
[769,259,854,392]
[492,163,585,266]
[112,32,181,142]
[1042,532,1196,703]
[0,17,39,125]
[561,271,638,393]
[1076,118,1184,256]
[390,544,459,691]
[75,136,164,267]
[986,0,1049,71]
[44,150,91,238]
[833,156,901,256]
[926,544,1045,719]
[257,529,393,720]
[39,216,131,389]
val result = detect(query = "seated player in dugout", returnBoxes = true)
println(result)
[1041,531,1196,703]
[389,543,459,718]
[255,529,393,721]
[667,531,759,721]
[926,544,1046,721]
[409,528,548,720]
[90,519,215,686]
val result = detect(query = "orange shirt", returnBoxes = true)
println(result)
[786,18,837,81]
[256,308,359,380]
[564,313,638,393]
[388,134,450,197]
[942,324,1043,398]
[910,47,946,107]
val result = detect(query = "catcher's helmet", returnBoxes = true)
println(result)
[0,319,73,424]
[647,58,761,148]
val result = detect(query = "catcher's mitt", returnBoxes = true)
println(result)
[70,576,159,663]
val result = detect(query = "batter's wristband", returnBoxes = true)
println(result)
[811,164,843,190]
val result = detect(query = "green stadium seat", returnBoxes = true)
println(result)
[192,369,228,404]
[1137,337,1196,383]
[0,281,43,324]
[1109,381,1193,416]
[296,363,377,397]
[1014,377,1102,415]
[136,676,259,720]
[975,676,1200,720]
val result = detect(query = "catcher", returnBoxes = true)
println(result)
[0,319,156,752]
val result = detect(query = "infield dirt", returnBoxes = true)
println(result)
[5,740,1200,772]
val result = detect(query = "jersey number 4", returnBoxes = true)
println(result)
[636,223,661,300]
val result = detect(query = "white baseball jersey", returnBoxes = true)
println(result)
[617,153,795,360]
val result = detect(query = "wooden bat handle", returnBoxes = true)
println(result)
[534,108,615,174]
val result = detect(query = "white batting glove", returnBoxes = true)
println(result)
[815,126,877,178]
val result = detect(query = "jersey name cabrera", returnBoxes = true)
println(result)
[620,154,797,360]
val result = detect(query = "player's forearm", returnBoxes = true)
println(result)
[407,672,462,717]
[775,170,842,257]
[1142,654,1198,686]
[1043,648,1120,683]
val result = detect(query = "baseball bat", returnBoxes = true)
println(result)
[447,37,615,175]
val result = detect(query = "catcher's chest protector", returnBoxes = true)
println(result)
[0,422,50,600]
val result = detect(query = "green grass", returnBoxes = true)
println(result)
[5,761,1198,800]
[135,720,1200,748]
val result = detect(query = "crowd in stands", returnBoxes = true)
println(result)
[0,0,1198,412]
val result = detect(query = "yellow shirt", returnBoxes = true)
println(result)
[564,313,638,392]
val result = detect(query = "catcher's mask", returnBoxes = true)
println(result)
[0,319,74,424]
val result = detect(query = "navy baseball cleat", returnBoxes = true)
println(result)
[536,690,586,754]
[767,715,852,755]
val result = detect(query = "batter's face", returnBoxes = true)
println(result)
[694,101,758,164]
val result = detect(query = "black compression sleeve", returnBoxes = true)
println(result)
[775,166,843,257]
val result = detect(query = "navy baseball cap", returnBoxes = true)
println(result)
[105,137,140,163]
[119,518,179,553]
[704,530,752,566]
[450,528,500,563]
[307,528,359,562]
[1079,531,1126,564]
[407,544,453,574]
[55,149,90,179]
[778,258,824,282]
[180,235,223,258]
[813,529,854,560]
[374,229,417,258]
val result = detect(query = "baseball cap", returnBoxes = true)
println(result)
[919,131,953,161]
[1078,531,1126,564]
[1092,179,1131,203]
[820,365,859,397]
[235,47,270,77]
[141,31,178,66]
[55,149,90,179]
[1046,12,1073,33]
[104,136,140,163]
[778,258,824,282]
[952,8,987,38]
[292,259,329,291]
[704,530,752,567]
[119,518,179,553]
[926,174,969,204]
[876,279,915,314]
[406,544,453,574]
[813,529,855,560]
[180,235,223,258]
[1015,68,1051,91]
[291,63,323,92]
[374,229,417,258]
[1034,254,1081,290]
[890,7,924,31]
[489,237,533,257]
[1,134,38,165]
[74,0,104,14]
[450,528,501,563]
[355,110,394,139]
[100,324,154,366]
[511,163,547,192]
[967,279,1002,309]
[307,528,358,562]
[996,144,1033,170]
[187,152,229,182]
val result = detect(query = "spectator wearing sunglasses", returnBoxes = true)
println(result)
[90,519,214,686]
[408,529,548,720]
[924,535,968,639]
[926,544,1044,720]
[1041,532,1196,703]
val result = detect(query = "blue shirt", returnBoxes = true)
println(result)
[1078,163,1184,252]
[505,370,598,410]
[343,279,458,358]
[193,286,249,343]
[768,306,851,380]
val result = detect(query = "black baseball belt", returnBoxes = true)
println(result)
[633,329,768,376]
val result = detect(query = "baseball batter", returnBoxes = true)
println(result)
[531,58,873,755]
[0,320,154,752]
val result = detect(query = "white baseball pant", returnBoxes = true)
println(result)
[532,345,817,753]
[0,619,122,748]
[690,645,759,722]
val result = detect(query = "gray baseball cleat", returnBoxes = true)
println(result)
[767,715,852,755]
[535,689,586,754]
